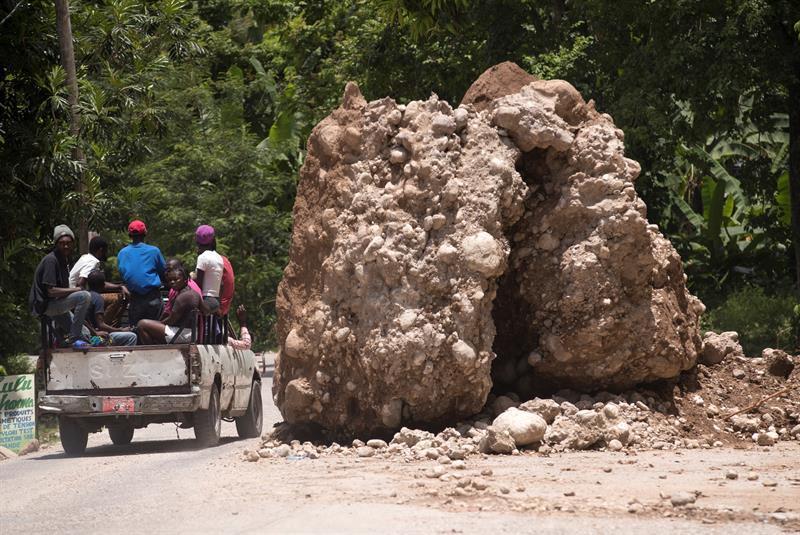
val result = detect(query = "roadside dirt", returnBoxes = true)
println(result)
[238,442,800,532]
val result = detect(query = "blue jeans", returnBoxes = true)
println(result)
[44,291,91,340]
[109,331,138,346]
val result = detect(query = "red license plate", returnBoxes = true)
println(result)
[102,397,135,413]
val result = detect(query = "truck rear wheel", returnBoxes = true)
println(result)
[235,379,263,439]
[194,384,221,447]
[108,424,134,445]
[59,416,88,456]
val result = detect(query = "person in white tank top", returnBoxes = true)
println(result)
[195,224,223,313]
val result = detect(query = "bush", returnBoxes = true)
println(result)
[704,286,799,356]
[0,354,35,376]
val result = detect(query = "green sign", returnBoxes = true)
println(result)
[0,374,36,453]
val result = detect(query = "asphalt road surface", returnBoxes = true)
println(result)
[1,354,797,534]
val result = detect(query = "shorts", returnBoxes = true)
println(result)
[164,324,192,344]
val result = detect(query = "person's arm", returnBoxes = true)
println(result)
[195,269,205,291]
[47,286,83,298]
[105,282,130,298]
[89,313,111,337]
[156,251,167,282]
[95,314,128,334]
[164,293,207,325]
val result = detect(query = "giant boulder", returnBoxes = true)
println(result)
[274,64,703,435]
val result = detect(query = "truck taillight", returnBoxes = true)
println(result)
[189,347,201,383]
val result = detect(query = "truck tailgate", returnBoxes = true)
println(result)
[47,347,190,392]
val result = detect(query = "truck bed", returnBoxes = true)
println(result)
[46,345,191,395]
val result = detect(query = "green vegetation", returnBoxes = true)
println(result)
[1,0,797,361]
[704,286,799,356]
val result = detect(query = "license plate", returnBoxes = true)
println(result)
[102,397,135,413]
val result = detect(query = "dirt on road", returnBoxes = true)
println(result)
[2,356,798,534]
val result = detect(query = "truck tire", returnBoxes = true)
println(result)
[235,379,263,439]
[194,384,221,447]
[59,416,88,456]
[108,424,134,445]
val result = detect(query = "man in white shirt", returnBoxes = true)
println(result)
[195,225,223,314]
[69,236,128,297]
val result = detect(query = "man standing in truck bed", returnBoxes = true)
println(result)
[118,220,166,326]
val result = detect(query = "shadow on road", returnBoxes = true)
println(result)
[29,435,243,461]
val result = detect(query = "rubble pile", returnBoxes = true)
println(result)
[274,62,704,436]
[246,342,797,463]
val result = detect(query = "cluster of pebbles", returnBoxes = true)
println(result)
[245,337,798,464]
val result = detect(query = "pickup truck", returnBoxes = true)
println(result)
[38,339,263,455]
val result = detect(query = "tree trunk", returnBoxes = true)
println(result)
[789,81,800,293]
[55,0,88,254]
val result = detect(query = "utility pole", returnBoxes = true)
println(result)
[55,0,88,254]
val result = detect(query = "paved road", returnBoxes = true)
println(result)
[1,354,795,534]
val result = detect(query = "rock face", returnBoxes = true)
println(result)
[275,64,703,435]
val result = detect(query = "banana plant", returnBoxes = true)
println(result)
[670,110,790,287]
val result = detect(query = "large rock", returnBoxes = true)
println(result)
[275,64,703,435]
[488,79,704,392]
[492,407,547,446]
[274,81,528,436]
[699,331,744,365]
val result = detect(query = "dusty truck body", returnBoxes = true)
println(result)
[39,342,263,455]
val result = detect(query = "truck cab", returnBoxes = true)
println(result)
[38,318,263,455]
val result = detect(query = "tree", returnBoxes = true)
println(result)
[55,0,88,253]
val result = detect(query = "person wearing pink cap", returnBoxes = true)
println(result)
[195,224,223,314]
[118,219,166,325]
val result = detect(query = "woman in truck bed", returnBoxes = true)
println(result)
[136,265,209,344]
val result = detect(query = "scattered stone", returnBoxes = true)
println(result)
[366,439,388,449]
[471,478,490,491]
[356,446,375,458]
[762,480,778,488]
[762,348,794,378]
[756,432,778,446]
[492,407,547,446]
[564,490,575,497]
[732,368,746,380]
[425,466,446,479]
[245,450,260,462]
[725,470,738,480]
[747,472,759,481]
[607,439,623,452]
[275,444,292,457]
[670,492,696,507]
[479,427,516,454]
[699,331,743,366]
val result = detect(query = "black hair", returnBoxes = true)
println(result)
[167,258,189,280]
[198,238,217,252]
[87,269,105,292]
[89,236,108,255]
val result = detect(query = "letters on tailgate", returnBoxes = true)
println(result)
[48,349,188,390]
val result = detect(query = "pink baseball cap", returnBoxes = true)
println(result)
[195,224,215,245]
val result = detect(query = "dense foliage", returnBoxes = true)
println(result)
[1,0,797,362]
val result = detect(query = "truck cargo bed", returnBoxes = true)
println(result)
[47,345,191,395]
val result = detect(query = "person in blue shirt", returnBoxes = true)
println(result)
[118,219,166,326]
